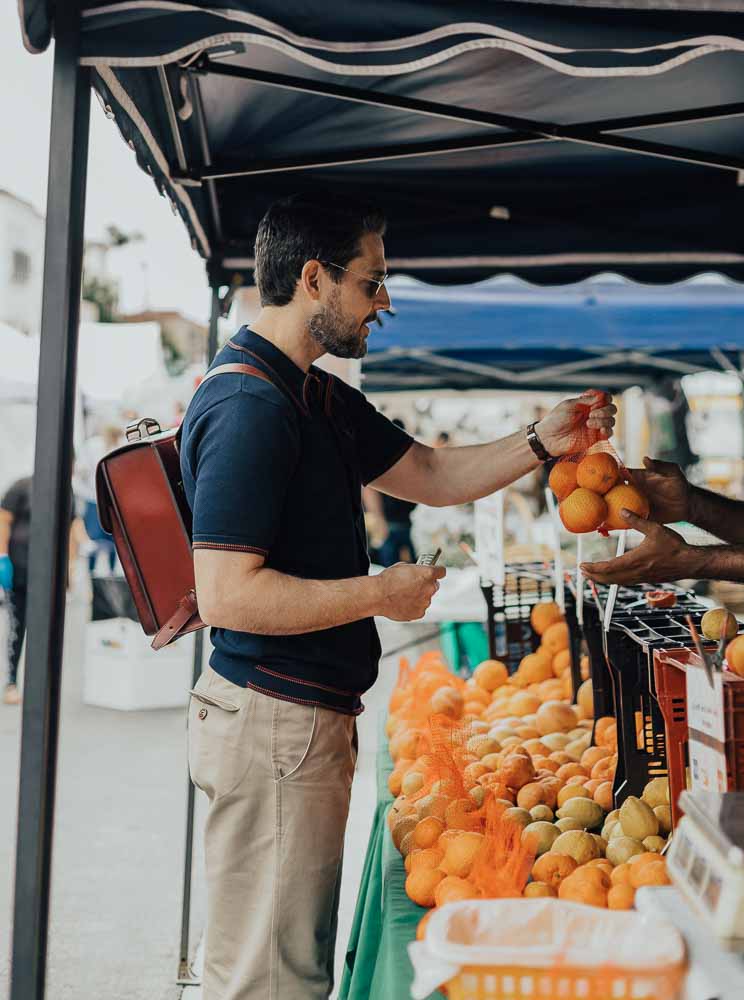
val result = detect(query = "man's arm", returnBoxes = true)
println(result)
[370,392,616,507]
[581,511,744,585]
[0,508,11,555]
[195,549,445,633]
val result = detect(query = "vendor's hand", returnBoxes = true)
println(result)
[0,554,13,591]
[626,457,692,524]
[378,562,446,621]
[537,390,616,457]
[580,509,705,585]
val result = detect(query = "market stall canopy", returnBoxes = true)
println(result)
[17,2,744,288]
[363,274,744,391]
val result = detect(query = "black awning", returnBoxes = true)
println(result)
[18,2,744,286]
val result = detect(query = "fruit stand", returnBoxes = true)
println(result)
[338,562,744,1000]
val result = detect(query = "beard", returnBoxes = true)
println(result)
[308,288,373,359]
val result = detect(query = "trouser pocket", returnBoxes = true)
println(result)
[187,671,250,800]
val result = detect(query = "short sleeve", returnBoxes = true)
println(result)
[186,388,300,556]
[1,479,28,517]
[340,385,413,486]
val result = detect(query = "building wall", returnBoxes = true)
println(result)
[0,191,44,335]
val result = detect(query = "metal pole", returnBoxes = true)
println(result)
[177,286,221,983]
[10,5,90,999]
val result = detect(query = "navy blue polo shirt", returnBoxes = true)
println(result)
[180,327,413,715]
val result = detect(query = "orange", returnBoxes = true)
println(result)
[559,489,608,534]
[558,872,608,907]
[610,863,633,887]
[414,816,445,849]
[573,867,611,890]
[577,678,593,718]
[602,483,650,531]
[509,692,542,717]
[591,756,616,783]
[523,881,557,898]
[532,757,559,774]
[405,867,444,907]
[596,723,618,753]
[517,653,554,685]
[630,860,671,889]
[438,828,461,851]
[576,452,620,495]
[726,636,744,678]
[608,885,636,910]
[416,911,433,941]
[531,601,565,635]
[594,716,616,743]
[463,683,491,706]
[581,746,610,770]
[552,649,571,677]
[406,847,444,874]
[434,875,479,907]
[548,462,579,501]
[556,763,589,783]
[542,622,570,655]
[584,859,614,876]
[593,781,614,812]
[463,762,489,786]
[440,831,484,878]
[473,659,509,692]
[580,655,590,681]
[532,852,578,888]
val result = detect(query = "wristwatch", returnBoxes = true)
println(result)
[526,422,552,462]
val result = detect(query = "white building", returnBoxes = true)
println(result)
[0,189,44,336]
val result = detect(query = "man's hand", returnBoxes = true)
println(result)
[377,563,446,621]
[580,510,705,585]
[626,458,692,524]
[537,390,617,457]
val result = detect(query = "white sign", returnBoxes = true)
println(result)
[686,661,728,794]
[474,492,504,587]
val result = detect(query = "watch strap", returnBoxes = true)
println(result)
[526,422,551,462]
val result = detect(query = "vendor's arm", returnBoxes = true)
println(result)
[628,457,744,545]
[370,391,616,507]
[581,511,744,585]
[0,507,11,555]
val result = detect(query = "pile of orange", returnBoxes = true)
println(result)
[549,450,649,535]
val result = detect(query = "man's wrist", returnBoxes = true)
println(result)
[368,571,387,617]
[686,484,703,527]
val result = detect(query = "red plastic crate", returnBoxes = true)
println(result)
[653,647,744,829]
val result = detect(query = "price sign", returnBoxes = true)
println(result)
[686,661,728,794]
[474,491,504,587]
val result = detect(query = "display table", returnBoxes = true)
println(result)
[338,716,444,1000]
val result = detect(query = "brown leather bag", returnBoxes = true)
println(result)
[95,362,275,649]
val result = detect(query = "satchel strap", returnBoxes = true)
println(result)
[151,589,199,650]
[199,362,276,387]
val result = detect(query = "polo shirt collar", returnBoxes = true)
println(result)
[228,326,330,418]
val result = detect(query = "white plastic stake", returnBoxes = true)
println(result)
[544,487,564,611]
[603,530,627,630]
[576,533,584,625]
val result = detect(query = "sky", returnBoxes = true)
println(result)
[0,5,210,323]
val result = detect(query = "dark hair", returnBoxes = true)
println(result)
[254,193,387,307]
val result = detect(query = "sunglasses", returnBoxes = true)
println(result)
[320,261,389,298]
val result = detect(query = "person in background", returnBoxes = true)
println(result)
[581,458,744,584]
[74,424,122,575]
[364,418,417,565]
[0,477,82,705]
[434,430,450,448]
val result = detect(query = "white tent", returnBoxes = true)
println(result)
[0,322,39,403]
[0,324,40,496]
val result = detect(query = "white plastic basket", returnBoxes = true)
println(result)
[408,898,686,1000]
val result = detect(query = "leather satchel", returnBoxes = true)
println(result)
[95,362,275,649]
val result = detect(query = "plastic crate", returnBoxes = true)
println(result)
[481,562,555,675]
[653,648,744,829]
[602,609,709,806]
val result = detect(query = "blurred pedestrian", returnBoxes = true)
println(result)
[74,424,122,575]
[434,430,450,448]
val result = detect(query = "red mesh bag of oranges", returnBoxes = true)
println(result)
[547,396,648,535]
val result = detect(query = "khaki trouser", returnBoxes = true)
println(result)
[187,667,357,1000]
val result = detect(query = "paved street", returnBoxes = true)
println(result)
[1,596,437,1000]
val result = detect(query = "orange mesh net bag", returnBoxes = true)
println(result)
[546,393,648,536]
[470,795,536,899]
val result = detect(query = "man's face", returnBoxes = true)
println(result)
[308,233,390,359]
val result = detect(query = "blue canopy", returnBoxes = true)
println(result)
[362,275,744,391]
[17,1,744,287]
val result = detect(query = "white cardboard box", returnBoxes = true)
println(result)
[83,617,197,711]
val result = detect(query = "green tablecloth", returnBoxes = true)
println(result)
[338,715,444,1000]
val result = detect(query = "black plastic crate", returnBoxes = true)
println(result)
[604,609,709,806]
[481,562,555,675]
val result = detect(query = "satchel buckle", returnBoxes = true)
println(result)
[126,417,162,442]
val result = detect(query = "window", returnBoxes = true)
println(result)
[11,250,31,284]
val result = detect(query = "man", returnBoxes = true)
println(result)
[179,193,615,1000]
[582,457,744,584]
[0,478,82,704]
